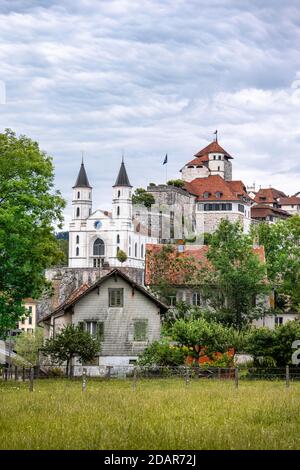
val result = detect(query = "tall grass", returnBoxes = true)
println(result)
[1,378,300,449]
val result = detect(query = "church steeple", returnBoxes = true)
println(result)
[73,161,92,188]
[113,160,132,187]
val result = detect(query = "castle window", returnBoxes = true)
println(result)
[213,155,216,160]
[116,246,120,255]
[77,191,80,199]
[187,165,194,169]
[238,204,245,213]
[134,243,137,258]
[117,206,120,216]
[141,244,144,258]
[93,238,105,256]
[76,247,79,256]
[196,165,203,168]
[76,207,80,217]
[217,166,220,171]
[117,234,120,244]
[118,190,121,198]
[129,247,131,256]
[218,155,221,160]
[89,192,91,199]
[76,235,79,244]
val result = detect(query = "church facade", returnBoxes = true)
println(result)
[69,160,157,269]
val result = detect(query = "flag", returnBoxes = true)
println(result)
[214,130,217,135]
[163,154,168,165]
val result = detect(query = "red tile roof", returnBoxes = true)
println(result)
[145,244,265,286]
[254,188,287,205]
[194,141,233,159]
[185,154,210,166]
[278,196,300,205]
[184,175,249,202]
[251,204,291,219]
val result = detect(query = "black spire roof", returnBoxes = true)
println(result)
[113,161,132,187]
[73,162,91,188]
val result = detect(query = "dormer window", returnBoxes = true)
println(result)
[215,191,223,198]
[187,165,194,169]
[203,192,211,199]
[218,155,222,160]
[196,165,203,168]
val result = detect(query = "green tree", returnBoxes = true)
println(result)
[206,220,269,330]
[117,249,128,264]
[138,339,186,366]
[13,327,44,366]
[167,179,185,188]
[170,317,240,357]
[255,216,300,310]
[41,324,100,376]
[132,188,155,208]
[0,129,65,337]
[56,238,69,266]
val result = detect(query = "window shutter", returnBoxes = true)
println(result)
[97,322,104,341]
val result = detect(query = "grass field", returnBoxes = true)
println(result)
[1,378,300,450]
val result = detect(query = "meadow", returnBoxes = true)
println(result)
[1,378,300,450]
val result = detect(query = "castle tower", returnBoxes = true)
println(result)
[112,160,133,222]
[181,139,233,182]
[72,160,92,220]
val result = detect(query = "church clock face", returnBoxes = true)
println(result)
[94,220,102,230]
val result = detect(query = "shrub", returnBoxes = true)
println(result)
[138,340,187,366]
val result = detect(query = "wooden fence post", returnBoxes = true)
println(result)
[286,365,290,388]
[185,367,189,386]
[132,367,138,390]
[29,368,34,392]
[82,368,87,392]
[22,366,25,382]
[234,367,239,389]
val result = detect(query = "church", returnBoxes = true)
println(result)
[69,159,157,269]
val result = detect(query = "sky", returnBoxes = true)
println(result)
[0,0,300,229]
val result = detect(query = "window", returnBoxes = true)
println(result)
[77,191,80,199]
[187,165,194,168]
[116,246,120,255]
[192,292,201,306]
[28,306,32,314]
[89,208,91,216]
[117,234,120,244]
[275,317,283,326]
[213,155,216,160]
[109,288,123,307]
[84,321,98,337]
[76,235,79,244]
[238,204,244,213]
[117,206,120,216]
[28,316,32,325]
[215,192,223,198]
[118,190,121,198]
[218,155,221,160]
[76,247,79,256]
[129,247,131,256]
[141,244,144,258]
[202,203,232,211]
[93,258,101,268]
[93,238,105,256]
[134,320,148,341]
[21,317,26,324]
[134,243,137,257]
[217,166,220,171]
[83,357,99,366]
[203,192,210,199]
[76,207,80,217]
[89,192,91,199]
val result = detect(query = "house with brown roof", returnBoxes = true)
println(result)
[39,269,167,371]
[251,187,292,222]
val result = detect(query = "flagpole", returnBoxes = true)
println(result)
[166,160,168,184]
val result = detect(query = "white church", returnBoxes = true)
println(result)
[68,159,157,269]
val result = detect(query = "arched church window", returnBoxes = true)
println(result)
[134,243,137,258]
[116,246,120,255]
[117,206,120,216]
[76,235,79,244]
[89,192,91,199]
[117,234,120,244]
[76,207,80,217]
[93,238,105,256]
[77,191,80,199]
[76,247,79,256]
[118,190,121,198]
[141,244,144,258]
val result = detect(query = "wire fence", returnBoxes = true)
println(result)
[1,364,300,389]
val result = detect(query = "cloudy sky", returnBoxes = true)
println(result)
[1,0,300,228]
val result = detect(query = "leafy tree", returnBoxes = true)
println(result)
[244,327,276,364]
[206,220,269,330]
[117,249,128,264]
[255,216,300,310]
[132,188,155,208]
[56,238,69,266]
[170,317,240,358]
[138,340,186,366]
[13,327,44,366]
[41,324,100,376]
[0,129,65,337]
[167,179,185,188]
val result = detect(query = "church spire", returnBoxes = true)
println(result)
[113,160,132,187]
[73,161,91,188]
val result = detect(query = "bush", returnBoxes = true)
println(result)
[138,340,187,366]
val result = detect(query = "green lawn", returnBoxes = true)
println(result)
[1,378,300,450]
